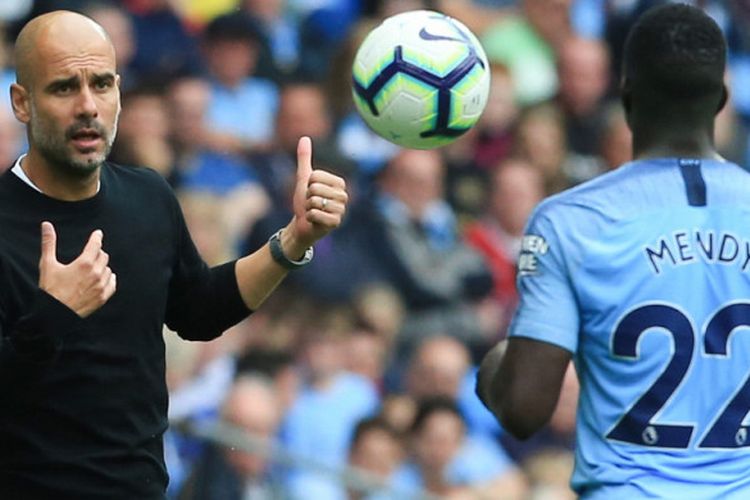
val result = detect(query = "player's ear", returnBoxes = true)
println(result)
[716,84,728,114]
[620,77,632,125]
[9,83,30,124]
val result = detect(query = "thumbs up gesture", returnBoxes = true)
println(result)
[38,221,117,318]
[284,137,348,257]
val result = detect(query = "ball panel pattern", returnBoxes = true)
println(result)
[351,10,490,149]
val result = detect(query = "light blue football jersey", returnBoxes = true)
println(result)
[510,158,750,499]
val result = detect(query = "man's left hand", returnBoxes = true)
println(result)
[284,136,348,258]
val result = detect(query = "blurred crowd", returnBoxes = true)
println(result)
[0,0,748,498]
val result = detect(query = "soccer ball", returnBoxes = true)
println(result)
[351,10,490,149]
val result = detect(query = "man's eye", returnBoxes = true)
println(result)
[95,80,112,90]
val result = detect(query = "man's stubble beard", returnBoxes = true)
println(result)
[29,101,120,178]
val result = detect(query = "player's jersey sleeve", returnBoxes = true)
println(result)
[509,205,580,353]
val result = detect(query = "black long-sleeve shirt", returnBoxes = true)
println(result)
[0,163,251,499]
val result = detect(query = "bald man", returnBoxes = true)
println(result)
[180,376,285,499]
[0,11,347,498]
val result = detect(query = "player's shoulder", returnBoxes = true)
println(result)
[532,158,750,225]
[530,164,635,226]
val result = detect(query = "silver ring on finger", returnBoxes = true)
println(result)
[321,197,329,210]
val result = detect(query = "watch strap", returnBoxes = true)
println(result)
[268,229,314,269]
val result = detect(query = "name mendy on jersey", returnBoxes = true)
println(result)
[644,230,750,274]
[518,235,549,275]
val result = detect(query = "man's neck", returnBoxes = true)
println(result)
[22,151,101,201]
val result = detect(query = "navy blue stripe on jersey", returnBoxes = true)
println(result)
[678,158,707,207]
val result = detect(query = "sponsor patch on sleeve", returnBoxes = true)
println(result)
[518,235,549,276]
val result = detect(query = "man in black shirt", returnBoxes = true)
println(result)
[0,10,348,499]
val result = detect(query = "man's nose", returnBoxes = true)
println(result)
[75,86,98,118]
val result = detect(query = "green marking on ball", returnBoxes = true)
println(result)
[354,50,397,88]
[448,65,485,129]
[373,73,438,119]
[352,90,370,116]
[401,44,469,78]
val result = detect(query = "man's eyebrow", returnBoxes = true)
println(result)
[45,75,79,92]
[91,72,116,84]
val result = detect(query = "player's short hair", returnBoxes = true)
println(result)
[623,3,725,102]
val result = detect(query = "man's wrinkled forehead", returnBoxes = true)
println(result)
[16,11,116,86]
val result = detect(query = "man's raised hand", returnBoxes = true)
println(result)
[287,136,348,255]
[38,221,117,318]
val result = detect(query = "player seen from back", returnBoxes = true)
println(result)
[477,3,750,498]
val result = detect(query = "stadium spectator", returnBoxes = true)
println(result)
[434,0,515,35]
[358,148,494,360]
[124,0,203,82]
[351,283,405,351]
[481,0,572,105]
[178,375,287,499]
[406,335,502,439]
[380,393,418,436]
[280,303,379,499]
[200,11,279,157]
[473,63,519,170]
[513,102,576,194]
[556,36,612,180]
[294,0,363,80]
[169,76,256,191]
[343,326,389,393]
[167,75,270,247]
[110,86,174,176]
[464,158,545,338]
[234,347,300,415]
[347,416,406,500]
[240,0,302,82]
[392,397,527,499]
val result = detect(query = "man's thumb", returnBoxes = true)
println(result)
[40,221,57,265]
[295,136,313,192]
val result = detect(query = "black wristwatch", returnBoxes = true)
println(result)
[268,229,314,269]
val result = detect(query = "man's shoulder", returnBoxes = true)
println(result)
[0,166,21,189]
[103,162,172,191]
[102,163,178,212]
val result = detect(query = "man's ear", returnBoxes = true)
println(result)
[10,83,31,124]
[717,84,728,114]
[620,77,632,127]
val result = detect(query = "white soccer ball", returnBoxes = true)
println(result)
[351,10,491,149]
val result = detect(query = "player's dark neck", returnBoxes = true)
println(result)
[631,118,721,161]
[628,94,724,161]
